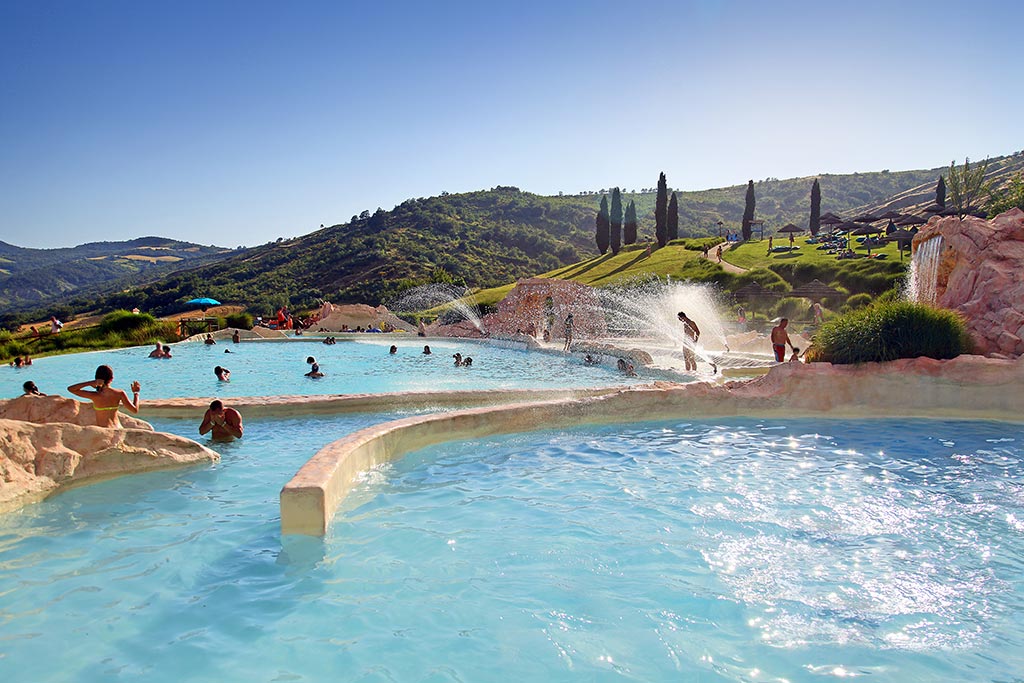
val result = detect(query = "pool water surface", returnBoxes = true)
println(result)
[2,417,1022,682]
[2,337,654,401]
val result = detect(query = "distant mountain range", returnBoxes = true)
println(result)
[0,237,234,313]
[4,151,1021,321]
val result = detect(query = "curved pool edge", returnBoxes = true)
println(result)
[281,354,1024,536]
[138,385,625,418]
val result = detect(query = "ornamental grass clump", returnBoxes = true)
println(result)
[811,301,971,364]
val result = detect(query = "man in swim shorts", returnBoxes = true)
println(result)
[199,400,243,441]
[771,318,794,362]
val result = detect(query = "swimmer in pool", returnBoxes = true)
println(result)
[305,356,324,378]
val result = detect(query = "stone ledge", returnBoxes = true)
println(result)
[280,354,1024,536]
[138,386,622,419]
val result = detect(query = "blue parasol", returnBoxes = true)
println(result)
[185,297,221,307]
[185,297,221,313]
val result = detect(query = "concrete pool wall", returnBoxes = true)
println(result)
[280,354,1024,536]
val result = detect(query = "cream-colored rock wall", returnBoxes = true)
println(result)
[0,395,153,430]
[0,418,219,513]
[913,208,1024,356]
[280,354,1024,536]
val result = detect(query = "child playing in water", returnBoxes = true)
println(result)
[305,356,324,378]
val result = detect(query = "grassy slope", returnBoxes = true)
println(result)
[722,234,907,271]
[471,243,709,307]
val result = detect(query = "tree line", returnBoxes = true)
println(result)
[593,162,1012,252]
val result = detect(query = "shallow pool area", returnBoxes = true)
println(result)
[2,417,1022,681]
[1,337,656,400]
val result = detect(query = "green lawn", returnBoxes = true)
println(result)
[723,234,910,271]
[471,243,707,307]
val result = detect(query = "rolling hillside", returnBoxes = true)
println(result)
[0,237,234,313]
[7,151,1021,322]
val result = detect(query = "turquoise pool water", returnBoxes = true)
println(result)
[2,417,1022,681]
[2,337,652,400]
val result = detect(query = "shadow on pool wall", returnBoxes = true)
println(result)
[280,354,1024,536]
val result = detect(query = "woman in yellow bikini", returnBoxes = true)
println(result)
[67,365,141,427]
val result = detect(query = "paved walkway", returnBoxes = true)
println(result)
[701,241,747,274]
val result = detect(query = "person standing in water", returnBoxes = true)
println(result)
[67,365,141,427]
[677,311,701,372]
[199,400,243,441]
[563,312,574,352]
[771,318,795,362]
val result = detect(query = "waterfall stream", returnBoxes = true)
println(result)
[907,235,943,304]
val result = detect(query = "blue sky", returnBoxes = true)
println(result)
[1,0,1020,249]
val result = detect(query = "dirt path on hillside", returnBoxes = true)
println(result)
[702,241,747,274]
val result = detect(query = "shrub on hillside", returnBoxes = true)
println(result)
[734,268,791,293]
[843,293,874,312]
[811,301,971,364]
[225,313,253,330]
[675,237,724,252]
[100,310,158,334]
[774,296,810,320]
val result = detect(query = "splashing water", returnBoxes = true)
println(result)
[906,235,943,304]
[594,279,728,372]
[390,283,485,331]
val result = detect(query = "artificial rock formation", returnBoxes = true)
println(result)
[0,396,219,513]
[0,394,153,430]
[913,208,1024,356]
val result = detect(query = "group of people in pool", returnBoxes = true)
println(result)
[386,345,474,366]
[148,343,174,359]
[58,363,244,441]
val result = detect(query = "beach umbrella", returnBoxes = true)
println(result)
[185,297,221,313]
[922,204,944,215]
[775,223,804,248]
[884,229,917,261]
[818,213,844,235]
[732,282,781,303]
[896,214,927,227]
[878,210,903,220]
[850,224,884,256]
[884,218,897,235]
[789,279,843,302]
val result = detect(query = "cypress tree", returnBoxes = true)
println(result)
[741,180,755,241]
[595,195,610,254]
[623,200,638,244]
[936,176,946,209]
[610,188,623,255]
[655,172,668,247]
[809,178,821,236]
[667,192,679,241]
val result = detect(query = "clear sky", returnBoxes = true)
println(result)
[1,0,1020,249]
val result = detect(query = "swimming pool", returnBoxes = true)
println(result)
[2,417,1021,681]
[2,337,656,400]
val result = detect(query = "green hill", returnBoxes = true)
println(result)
[10,151,1021,323]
